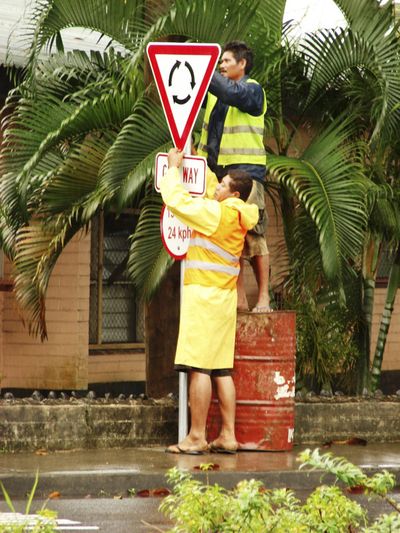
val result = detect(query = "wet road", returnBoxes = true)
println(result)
[1,492,399,532]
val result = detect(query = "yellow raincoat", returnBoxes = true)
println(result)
[160,166,258,371]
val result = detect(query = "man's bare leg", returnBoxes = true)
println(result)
[237,256,249,311]
[251,253,271,311]
[211,375,238,450]
[167,371,210,452]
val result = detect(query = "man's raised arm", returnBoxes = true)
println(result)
[159,148,221,236]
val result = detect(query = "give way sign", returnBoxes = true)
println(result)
[154,153,206,196]
[146,42,221,150]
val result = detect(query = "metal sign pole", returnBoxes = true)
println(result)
[178,137,191,441]
[178,260,188,441]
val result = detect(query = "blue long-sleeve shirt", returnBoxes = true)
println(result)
[205,72,266,183]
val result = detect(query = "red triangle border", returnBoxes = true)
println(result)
[147,43,221,150]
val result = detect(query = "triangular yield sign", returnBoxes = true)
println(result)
[147,42,221,150]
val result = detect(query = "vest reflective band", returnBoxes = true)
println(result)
[185,260,240,277]
[198,78,267,166]
[190,237,240,262]
[184,203,246,290]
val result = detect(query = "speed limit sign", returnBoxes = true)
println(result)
[160,205,192,260]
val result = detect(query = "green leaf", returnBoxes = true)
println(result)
[268,116,367,284]
[128,193,173,299]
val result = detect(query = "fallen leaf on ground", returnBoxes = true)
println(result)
[347,485,366,494]
[35,449,48,456]
[152,488,171,497]
[136,488,171,497]
[136,489,150,497]
[346,437,367,446]
[48,491,61,499]
[323,438,367,447]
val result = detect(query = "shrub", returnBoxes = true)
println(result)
[160,448,399,532]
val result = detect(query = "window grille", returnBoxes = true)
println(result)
[89,211,144,347]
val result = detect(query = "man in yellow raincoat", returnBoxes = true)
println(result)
[161,148,258,454]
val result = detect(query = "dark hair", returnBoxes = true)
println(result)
[222,41,253,74]
[227,170,253,201]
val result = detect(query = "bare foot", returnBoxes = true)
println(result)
[209,437,238,453]
[252,295,271,312]
[252,305,272,313]
[165,436,208,454]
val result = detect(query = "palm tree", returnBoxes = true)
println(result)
[1,0,397,394]
[294,0,400,391]
[0,0,287,340]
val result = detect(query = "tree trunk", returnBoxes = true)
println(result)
[355,235,380,393]
[370,243,400,391]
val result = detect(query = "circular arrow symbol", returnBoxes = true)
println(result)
[168,60,196,105]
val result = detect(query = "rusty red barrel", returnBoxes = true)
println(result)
[207,311,296,451]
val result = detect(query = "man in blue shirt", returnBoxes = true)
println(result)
[198,41,271,312]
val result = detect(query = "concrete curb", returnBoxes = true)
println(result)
[1,399,400,452]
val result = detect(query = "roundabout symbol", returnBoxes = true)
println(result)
[168,60,196,105]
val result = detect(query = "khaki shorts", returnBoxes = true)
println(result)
[243,180,269,258]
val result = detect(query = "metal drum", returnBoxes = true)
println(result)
[207,311,296,451]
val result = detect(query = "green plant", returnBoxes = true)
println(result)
[301,485,365,532]
[284,285,359,393]
[299,448,400,510]
[159,449,399,532]
[0,471,57,533]
[363,513,400,533]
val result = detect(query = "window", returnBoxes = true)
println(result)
[376,243,397,288]
[89,210,144,348]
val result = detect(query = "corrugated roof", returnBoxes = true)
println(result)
[0,0,113,67]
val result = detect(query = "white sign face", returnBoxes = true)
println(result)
[155,54,211,137]
[160,205,192,260]
[155,153,206,196]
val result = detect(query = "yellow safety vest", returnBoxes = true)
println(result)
[184,202,246,290]
[198,78,267,167]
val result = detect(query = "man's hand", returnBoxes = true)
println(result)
[168,147,184,169]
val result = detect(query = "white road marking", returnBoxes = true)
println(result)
[0,513,99,530]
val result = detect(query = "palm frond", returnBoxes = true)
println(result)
[128,193,173,299]
[16,0,154,81]
[1,84,139,215]
[268,116,368,283]
[98,97,172,207]
[334,0,394,36]
[127,0,266,73]
[40,133,115,216]
[34,48,127,100]
[303,2,400,141]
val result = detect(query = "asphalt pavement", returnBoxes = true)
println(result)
[1,443,399,498]
[2,493,400,533]
[1,443,400,531]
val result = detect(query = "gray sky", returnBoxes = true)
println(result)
[284,0,346,33]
